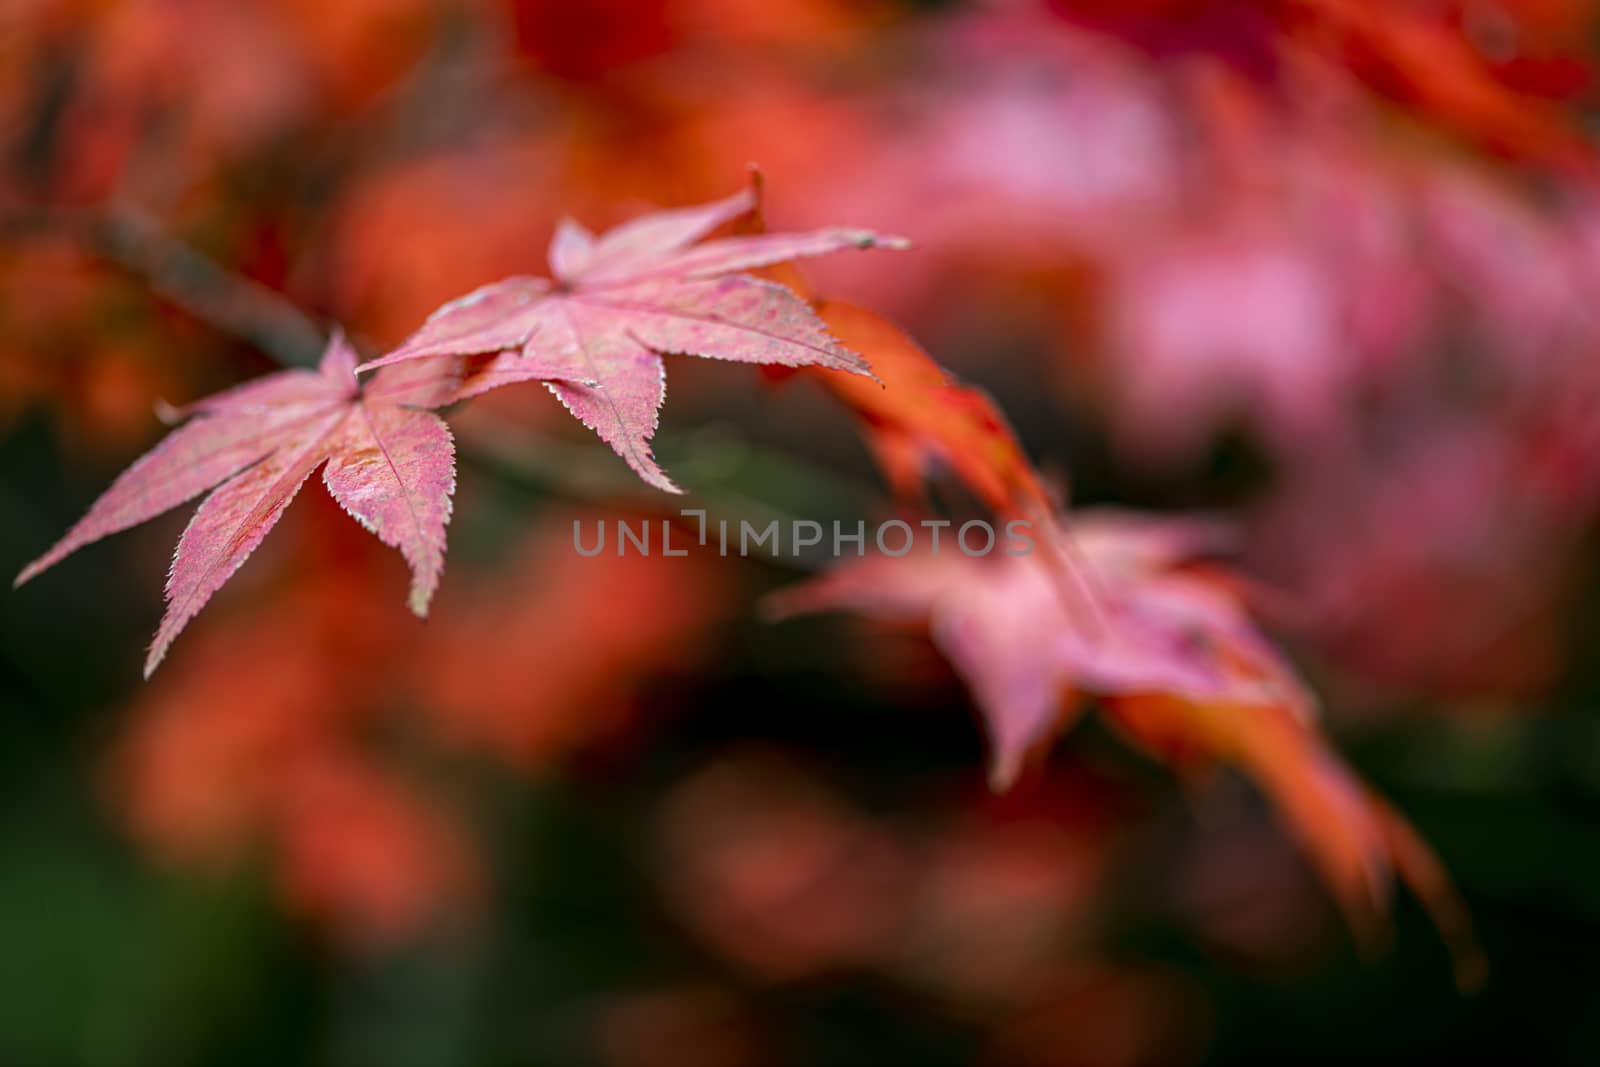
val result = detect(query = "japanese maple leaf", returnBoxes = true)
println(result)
[355,185,908,492]
[770,510,1285,791]
[773,298,1114,620]
[769,510,1482,984]
[15,335,457,677]
[802,299,1055,518]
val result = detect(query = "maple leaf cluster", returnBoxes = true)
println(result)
[14,186,904,672]
[20,1,1600,1044]
[14,179,1481,983]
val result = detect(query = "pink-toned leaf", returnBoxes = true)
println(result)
[14,403,335,587]
[173,363,339,419]
[449,351,555,403]
[356,185,907,491]
[363,352,469,409]
[595,228,910,288]
[575,186,756,283]
[359,278,555,370]
[22,334,465,676]
[770,509,1480,975]
[545,349,677,493]
[318,331,362,386]
[147,410,349,677]
[323,404,455,616]
[549,219,596,283]
[577,276,870,373]
[179,332,355,419]
[769,513,1298,790]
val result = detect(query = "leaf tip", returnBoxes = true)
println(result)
[13,550,56,589]
[986,754,1020,794]
[829,352,880,385]
[742,165,766,202]
[642,468,686,494]
[856,232,911,251]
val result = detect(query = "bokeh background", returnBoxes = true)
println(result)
[6,0,1600,1064]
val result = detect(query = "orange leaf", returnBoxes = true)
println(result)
[807,299,1053,519]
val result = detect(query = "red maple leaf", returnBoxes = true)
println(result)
[803,299,1054,519]
[356,184,908,492]
[771,511,1484,986]
[15,335,458,676]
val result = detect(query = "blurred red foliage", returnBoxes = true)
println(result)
[651,751,1211,1065]
[11,1,1600,1043]
[418,513,730,765]
[113,498,730,943]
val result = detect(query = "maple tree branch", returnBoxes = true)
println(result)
[87,208,329,369]
[4,205,328,368]
[456,415,864,574]
[27,205,883,559]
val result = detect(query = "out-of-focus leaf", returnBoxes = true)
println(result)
[804,300,1053,520]
[771,510,1483,986]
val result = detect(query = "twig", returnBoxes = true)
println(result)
[28,205,880,557]
[5,205,330,368]
[91,209,329,368]
[456,414,868,573]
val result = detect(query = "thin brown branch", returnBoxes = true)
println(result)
[87,208,327,368]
